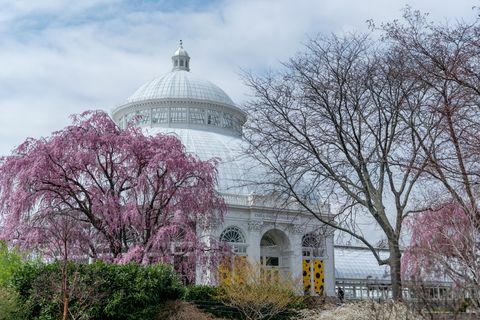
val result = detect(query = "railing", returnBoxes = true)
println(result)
[336,279,455,302]
[220,192,330,213]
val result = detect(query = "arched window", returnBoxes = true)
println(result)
[220,226,247,255]
[302,233,325,258]
[220,226,245,243]
[260,234,276,247]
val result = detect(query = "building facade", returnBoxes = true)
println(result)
[111,42,336,296]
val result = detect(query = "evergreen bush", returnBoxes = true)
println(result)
[183,285,219,302]
[10,261,184,320]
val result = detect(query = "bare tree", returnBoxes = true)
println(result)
[242,34,430,300]
[382,8,480,219]
[388,9,480,214]
[382,8,480,309]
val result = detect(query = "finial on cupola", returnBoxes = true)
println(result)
[172,40,190,72]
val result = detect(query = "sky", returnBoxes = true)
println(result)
[0,0,478,156]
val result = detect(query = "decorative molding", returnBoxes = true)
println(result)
[290,224,306,234]
[247,220,263,232]
[262,222,275,231]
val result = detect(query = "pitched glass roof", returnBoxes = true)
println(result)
[334,246,391,281]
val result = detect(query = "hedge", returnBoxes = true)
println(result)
[9,261,184,320]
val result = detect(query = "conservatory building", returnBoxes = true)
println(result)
[111,42,336,297]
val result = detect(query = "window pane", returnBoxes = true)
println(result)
[152,108,168,124]
[171,107,187,123]
[207,109,221,126]
[190,107,205,124]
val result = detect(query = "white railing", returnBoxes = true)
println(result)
[220,192,330,214]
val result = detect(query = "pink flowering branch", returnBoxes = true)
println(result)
[0,110,226,280]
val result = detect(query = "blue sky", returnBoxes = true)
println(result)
[0,0,478,157]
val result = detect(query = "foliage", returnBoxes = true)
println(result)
[402,202,476,279]
[0,287,26,320]
[381,8,480,217]
[217,261,303,320]
[294,301,422,320]
[0,110,225,280]
[405,281,470,319]
[184,285,219,302]
[402,202,480,310]
[243,6,480,302]
[0,241,25,286]
[10,261,184,320]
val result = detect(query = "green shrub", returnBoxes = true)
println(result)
[0,241,25,286]
[97,262,184,319]
[183,285,219,302]
[10,261,184,320]
[0,287,26,320]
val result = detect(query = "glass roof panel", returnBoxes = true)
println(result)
[127,71,235,106]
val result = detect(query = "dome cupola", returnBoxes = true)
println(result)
[111,42,247,138]
[172,40,190,72]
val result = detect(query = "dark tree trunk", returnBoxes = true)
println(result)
[389,241,403,301]
[62,242,69,320]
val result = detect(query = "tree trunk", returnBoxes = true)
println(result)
[62,262,69,320]
[62,240,69,320]
[389,241,403,301]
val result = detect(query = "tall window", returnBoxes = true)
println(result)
[190,108,205,124]
[123,110,150,126]
[224,112,234,129]
[152,108,168,124]
[207,109,221,126]
[170,107,187,123]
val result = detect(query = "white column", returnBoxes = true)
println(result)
[246,220,262,265]
[195,226,215,285]
[324,230,336,296]
[289,231,304,294]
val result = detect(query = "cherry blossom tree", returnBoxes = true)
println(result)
[0,110,225,280]
[402,202,480,309]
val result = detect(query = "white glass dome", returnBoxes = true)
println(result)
[145,127,254,195]
[126,70,235,106]
[112,42,253,198]
[112,42,246,138]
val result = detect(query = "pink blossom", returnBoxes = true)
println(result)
[0,110,226,280]
[402,202,478,288]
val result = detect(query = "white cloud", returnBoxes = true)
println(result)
[0,0,478,156]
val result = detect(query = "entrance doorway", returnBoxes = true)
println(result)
[302,233,325,295]
[260,229,291,281]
